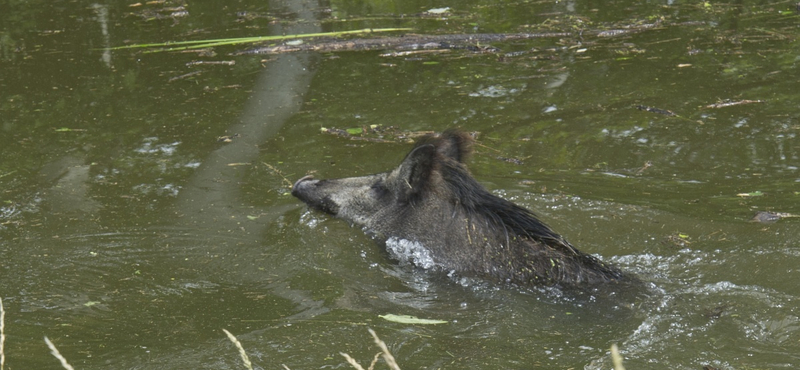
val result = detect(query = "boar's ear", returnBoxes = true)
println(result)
[436,129,473,163]
[395,143,437,202]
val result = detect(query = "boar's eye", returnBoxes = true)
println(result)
[370,179,390,199]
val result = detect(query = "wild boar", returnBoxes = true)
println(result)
[292,129,627,286]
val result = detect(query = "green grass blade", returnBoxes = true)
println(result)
[110,28,413,52]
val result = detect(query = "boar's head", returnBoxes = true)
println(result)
[291,129,470,231]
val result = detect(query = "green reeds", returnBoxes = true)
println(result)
[44,337,75,370]
[611,343,626,370]
[110,28,413,52]
[1,296,5,370]
[341,329,401,370]
[222,329,254,370]
[0,299,620,369]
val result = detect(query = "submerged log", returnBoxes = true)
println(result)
[233,20,706,55]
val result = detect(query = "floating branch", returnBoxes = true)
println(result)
[705,99,765,109]
[237,32,570,55]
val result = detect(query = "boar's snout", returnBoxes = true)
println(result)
[291,175,340,215]
[291,175,318,199]
[292,175,316,192]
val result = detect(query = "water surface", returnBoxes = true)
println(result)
[1,1,799,369]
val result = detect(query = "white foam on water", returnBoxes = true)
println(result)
[385,236,437,269]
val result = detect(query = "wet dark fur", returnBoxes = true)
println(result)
[293,129,628,286]
[417,130,624,285]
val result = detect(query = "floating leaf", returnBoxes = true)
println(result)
[426,7,451,15]
[379,314,447,325]
[736,191,764,197]
[346,127,363,135]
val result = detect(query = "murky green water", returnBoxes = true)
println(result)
[2,1,799,369]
